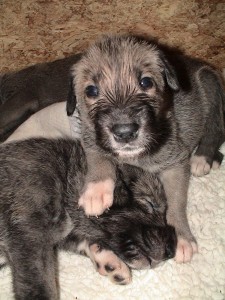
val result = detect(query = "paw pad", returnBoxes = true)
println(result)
[89,244,131,284]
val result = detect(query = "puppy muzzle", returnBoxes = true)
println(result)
[112,123,139,143]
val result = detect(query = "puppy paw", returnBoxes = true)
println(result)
[175,237,198,263]
[78,179,114,216]
[89,244,132,285]
[190,155,211,177]
[212,160,220,170]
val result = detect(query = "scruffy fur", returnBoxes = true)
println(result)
[0,138,176,300]
[67,35,225,263]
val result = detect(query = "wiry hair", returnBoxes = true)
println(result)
[67,34,225,265]
[69,35,178,158]
[0,138,177,298]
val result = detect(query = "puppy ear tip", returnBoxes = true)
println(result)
[66,110,72,116]
[66,110,74,116]
[174,86,180,92]
[168,81,180,92]
[66,104,76,116]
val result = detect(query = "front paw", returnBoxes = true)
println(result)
[190,155,211,177]
[78,179,115,216]
[175,237,198,263]
[89,244,132,285]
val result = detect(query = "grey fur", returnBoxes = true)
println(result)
[0,138,176,299]
[67,35,225,262]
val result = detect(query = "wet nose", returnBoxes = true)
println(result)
[165,226,177,259]
[165,243,175,259]
[112,123,139,142]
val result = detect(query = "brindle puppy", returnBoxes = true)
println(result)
[0,138,176,300]
[67,35,225,263]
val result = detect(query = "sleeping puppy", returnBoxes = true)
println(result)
[0,54,81,142]
[67,35,225,263]
[0,138,176,299]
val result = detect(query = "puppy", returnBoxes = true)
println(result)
[0,138,176,299]
[67,35,225,263]
[0,54,81,142]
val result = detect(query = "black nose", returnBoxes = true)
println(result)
[165,243,175,259]
[112,123,139,142]
[165,226,177,259]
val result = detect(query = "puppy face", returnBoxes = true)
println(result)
[70,35,179,158]
[115,223,177,269]
[95,202,177,269]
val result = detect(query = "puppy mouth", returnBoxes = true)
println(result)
[115,145,145,157]
[108,128,146,157]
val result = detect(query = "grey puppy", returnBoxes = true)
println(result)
[0,54,81,142]
[0,138,176,300]
[67,35,225,263]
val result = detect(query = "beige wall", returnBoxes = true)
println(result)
[0,0,224,73]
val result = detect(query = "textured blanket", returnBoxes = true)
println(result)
[1,102,225,300]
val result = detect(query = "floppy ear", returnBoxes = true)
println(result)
[66,76,77,116]
[161,55,180,92]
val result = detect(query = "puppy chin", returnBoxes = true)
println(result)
[116,147,145,158]
[108,136,145,158]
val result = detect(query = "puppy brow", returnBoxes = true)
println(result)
[83,68,93,77]
[134,68,142,81]
[142,63,153,69]
[92,73,101,84]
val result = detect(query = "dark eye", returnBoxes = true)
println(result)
[139,77,153,90]
[85,85,99,98]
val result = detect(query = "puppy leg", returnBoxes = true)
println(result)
[8,235,59,300]
[77,241,131,285]
[191,67,225,177]
[161,164,198,263]
[79,152,116,216]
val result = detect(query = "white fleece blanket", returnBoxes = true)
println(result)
[1,102,225,300]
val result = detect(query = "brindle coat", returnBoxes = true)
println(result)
[67,35,225,263]
[0,138,176,300]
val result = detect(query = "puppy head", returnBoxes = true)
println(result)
[68,35,179,157]
[114,223,177,270]
[95,205,177,270]
[101,165,177,269]
[87,164,176,269]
